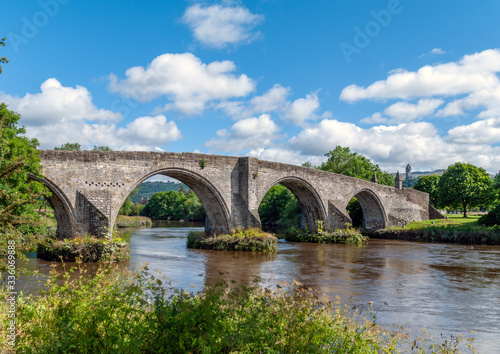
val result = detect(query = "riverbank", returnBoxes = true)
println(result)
[115,215,152,228]
[0,262,475,353]
[365,214,500,245]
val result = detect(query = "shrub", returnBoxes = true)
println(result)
[0,263,475,353]
[187,228,278,252]
[37,235,130,262]
[478,203,500,226]
[286,223,368,245]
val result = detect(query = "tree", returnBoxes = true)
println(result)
[414,175,441,207]
[93,145,112,151]
[54,142,81,151]
[119,197,134,216]
[0,37,8,73]
[141,190,205,221]
[0,103,48,270]
[258,185,301,232]
[437,162,496,217]
[319,146,394,186]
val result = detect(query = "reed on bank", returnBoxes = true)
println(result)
[285,222,368,245]
[0,262,475,353]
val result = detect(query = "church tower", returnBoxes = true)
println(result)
[406,164,412,180]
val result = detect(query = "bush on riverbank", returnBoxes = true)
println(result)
[37,235,130,262]
[114,215,152,228]
[372,214,500,245]
[365,227,500,245]
[285,223,368,245]
[187,228,278,252]
[0,263,475,353]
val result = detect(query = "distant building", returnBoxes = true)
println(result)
[406,164,412,180]
[136,197,149,205]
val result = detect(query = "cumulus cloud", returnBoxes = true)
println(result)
[246,147,324,166]
[251,84,291,114]
[1,78,182,151]
[447,117,500,145]
[288,118,500,172]
[0,78,121,126]
[217,84,322,126]
[108,53,255,115]
[182,4,264,48]
[284,92,320,125]
[26,114,182,151]
[340,49,500,105]
[381,98,444,123]
[205,114,281,152]
[116,115,182,147]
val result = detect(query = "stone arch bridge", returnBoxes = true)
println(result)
[38,150,436,238]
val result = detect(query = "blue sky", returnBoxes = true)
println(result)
[2,0,500,173]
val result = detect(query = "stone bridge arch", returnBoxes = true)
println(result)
[115,168,231,235]
[259,176,327,232]
[346,188,387,230]
[32,175,76,239]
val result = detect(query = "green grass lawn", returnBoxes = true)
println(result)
[389,214,481,230]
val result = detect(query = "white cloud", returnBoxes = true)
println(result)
[1,78,182,151]
[340,49,500,104]
[383,98,444,123]
[205,114,281,152]
[251,84,290,114]
[284,92,320,125]
[26,114,182,151]
[246,147,325,166]
[360,112,388,124]
[287,118,500,172]
[0,78,121,126]
[109,53,255,115]
[182,4,264,48]
[116,115,182,147]
[431,48,446,55]
[447,117,500,144]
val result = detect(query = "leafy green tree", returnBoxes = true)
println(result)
[414,175,441,207]
[437,162,496,217]
[319,146,394,186]
[93,145,112,151]
[258,185,301,232]
[0,103,48,270]
[54,142,81,151]
[141,190,205,221]
[0,37,8,73]
[130,203,145,216]
[119,197,134,216]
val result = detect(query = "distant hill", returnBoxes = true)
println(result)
[393,169,446,178]
[131,181,189,203]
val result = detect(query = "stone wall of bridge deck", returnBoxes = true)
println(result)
[39,150,244,236]
[39,150,431,238]
[253,159,430,231]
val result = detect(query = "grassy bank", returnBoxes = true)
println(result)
[285,224,368,245]
[187,228,278,252]
[366,214,500,245]
[114,215,152,228]
[37,235,130,262]
[0,263,475,353]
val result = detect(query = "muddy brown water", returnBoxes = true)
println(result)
[16,223,500,352]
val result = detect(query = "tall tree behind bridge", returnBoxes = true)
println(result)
[438,162,495,217]
[318,146,395,186]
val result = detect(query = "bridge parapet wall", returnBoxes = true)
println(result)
[39,150,431,238]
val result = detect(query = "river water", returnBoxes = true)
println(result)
[18,223,500,352]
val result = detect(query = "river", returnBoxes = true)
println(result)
[18,223,500,352]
